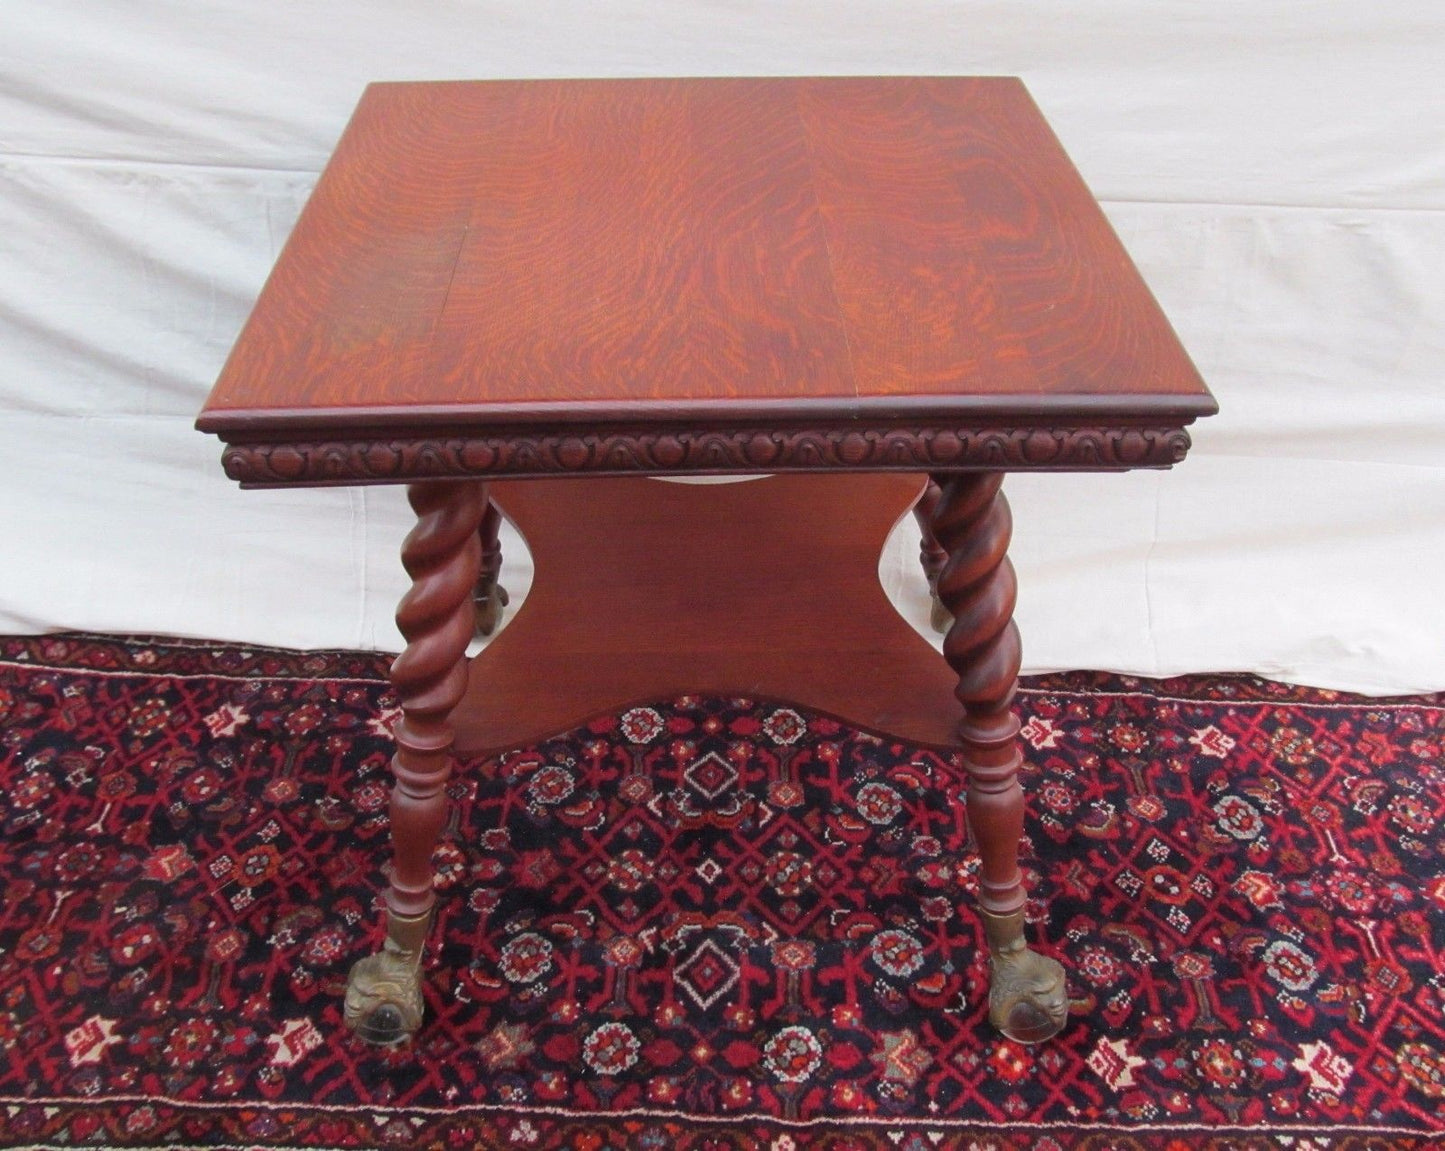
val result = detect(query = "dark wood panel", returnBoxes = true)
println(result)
[450,474,966,754]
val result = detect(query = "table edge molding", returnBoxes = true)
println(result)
[196,391,1216,434]
[215,421,1197,486]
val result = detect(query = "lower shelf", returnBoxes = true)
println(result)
[451,473,963,755]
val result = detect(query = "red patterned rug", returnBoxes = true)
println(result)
[1,633,1442,1149]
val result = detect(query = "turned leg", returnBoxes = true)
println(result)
[934,472,1067,1043]
[344,480,488,1044]
[913,476,951,632]
[472,499,510,637]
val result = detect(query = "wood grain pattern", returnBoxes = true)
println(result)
[798,79,1188,400]
[449,474,966,755]
[208,85,486,421]
[198,77,1214,449]
[430,80,851,407]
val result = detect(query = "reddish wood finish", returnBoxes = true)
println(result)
[451,474,964,755]
[197,77,1214,466]
[195,79,1218,1046]
[933,473,1026,917]
[219,422,1197,486]
[384,481,487,921]
[913,477,948,594]
[472,501,507,637]
[930,472,1068,1043]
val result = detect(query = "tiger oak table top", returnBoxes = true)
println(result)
[197,76,1215,484]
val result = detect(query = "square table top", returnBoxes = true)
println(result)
[198,77,1214,485]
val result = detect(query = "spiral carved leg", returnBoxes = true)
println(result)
[913,476,951,632]
[345,480,487,1045]
[473,500,510,637]
[935,472,1067,1044]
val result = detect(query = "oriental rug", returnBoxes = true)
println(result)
[0,633,1442,1149]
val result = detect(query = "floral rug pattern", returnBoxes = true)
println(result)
[0,633,1442,1149]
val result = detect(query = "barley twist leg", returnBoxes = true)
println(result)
[344,480,487,1044]
[935,472,1067,1043]
[913,476,951,632]
[473,499,510,637]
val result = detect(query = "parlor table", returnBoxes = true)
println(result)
[197,77,1215,1046]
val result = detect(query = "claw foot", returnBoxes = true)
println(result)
[982,910,1068,1044]
[929,592,951,633]
[474,583,510,637]
[344,940,425,1045]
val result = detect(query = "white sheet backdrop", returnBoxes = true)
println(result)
[2,2,1443,693]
